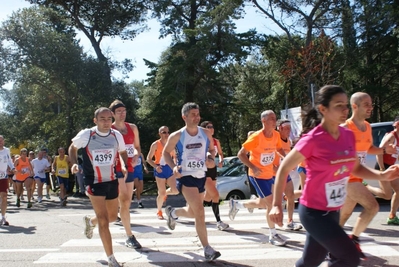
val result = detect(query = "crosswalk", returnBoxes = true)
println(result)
[32,203,399,266]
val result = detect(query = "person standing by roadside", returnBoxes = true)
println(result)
[200,121,229,231]
[0,135,15,225]
[109,100,142,249]
[69,107,129,267]
[52,147,71,206]
[270,85,399,267]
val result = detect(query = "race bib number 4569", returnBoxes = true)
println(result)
[93,149,114,167]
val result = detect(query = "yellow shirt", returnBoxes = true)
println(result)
[55,156,69,178]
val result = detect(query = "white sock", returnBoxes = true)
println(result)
[107,254,115,262]
[171,209,178,219]
[269,228,277,237]
[235,201,245,209]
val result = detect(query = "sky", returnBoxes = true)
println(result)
[0,0,281,88]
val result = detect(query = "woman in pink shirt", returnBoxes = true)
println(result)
[270,85,399,267]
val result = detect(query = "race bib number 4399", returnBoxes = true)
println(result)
[93,149,114,167]
[325,177,349,208]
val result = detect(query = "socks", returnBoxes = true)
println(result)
[269,228,277,236]
[235,201,245,209]
[211,202,221,222]
[171,209,178,219]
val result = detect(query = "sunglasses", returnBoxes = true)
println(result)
[161,131,170,134]
[206,126,214,129]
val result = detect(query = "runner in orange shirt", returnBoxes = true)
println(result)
[230,110,287,246]
[14,148,34,208]
[339,92,396,260]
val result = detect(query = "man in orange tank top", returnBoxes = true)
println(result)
[340,92,396,260]
[367,116,399,225]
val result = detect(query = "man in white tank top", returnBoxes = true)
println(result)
[162,102,221,262]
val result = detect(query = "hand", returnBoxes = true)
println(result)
[268,205,284,227]
[173,165,182,178]
[385,144,397,155]
[381,165,399,181]
[155,165,162,173]
[206,158,215,169]
[144,168,149,174]
[131,155,138,166]
[71,164,79,174]
[251,166,261,177]
[218,162,223,168]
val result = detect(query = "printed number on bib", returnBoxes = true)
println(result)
[58,168,67,175]
[93,149,114,167]
[186,160,205,170]
[126,144,135,158]
[325,176,349,208]
[357,151,367,165]
[260,152,275,166]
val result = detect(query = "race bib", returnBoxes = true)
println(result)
[126,144,135,158]
[0,171,6,178]
[185,158,205,170]
[325,176,349,208]
[260,152,275,166]
[21,167,29,174]
[357,151,367,165]
[58,168,67,175]
[93,149,114,167]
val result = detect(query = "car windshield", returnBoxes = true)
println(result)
[219,163,246,177]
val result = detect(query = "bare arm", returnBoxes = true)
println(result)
[376,133,395,170]
[163,132,180,169]
[131,124,141,156]
[146,142,158,169]
[68,145,79,174]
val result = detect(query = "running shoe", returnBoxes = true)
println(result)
[387,216,399,225]
[216,221,229,231]
[204,246,221,262]
[83,215,95,239]
[285,221,303,231]
[37,197,42,203]
[1,218,9,226]
[228,199,239,221]
[16,198,20,207]
[125,235,142,249]
[269,234,287,246]
[108,257,121,267]
[157,210,164,220]
[165,206,176,230]
[46,194,51,199]
[138,202,144,209]
[27,202,32,209]
[247,194,257,213]
[350,235,367,260]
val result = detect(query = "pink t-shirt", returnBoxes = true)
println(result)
[295,125,357,211]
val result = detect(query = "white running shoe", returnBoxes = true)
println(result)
[83,215,95,239]
[216,221,229,231]
[228,199,239,221]
[269,233,287,246]
[285,221,303,231]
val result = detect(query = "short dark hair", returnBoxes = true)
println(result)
[200,121,212,127]
[181,102,199,116]
[94,107,112,118]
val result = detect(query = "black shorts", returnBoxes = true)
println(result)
[176,176,206,194]
[375,162,391,170]
[86,180,118,200]
[205,167,217,180]
[45,172,51,185]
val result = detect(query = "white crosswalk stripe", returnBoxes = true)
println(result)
[33,203,399,265]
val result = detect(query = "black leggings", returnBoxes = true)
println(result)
[296,204,360,267]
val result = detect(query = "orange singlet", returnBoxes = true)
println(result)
[154,140,164,165]
[346,119,372,183]
[15,157,31,182]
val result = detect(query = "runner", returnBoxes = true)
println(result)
[273,119,302,231]
[230,110,287,246]
[14,148,34,208]
[147,126,178,219]
[339,92,396,259]
[270,85,399,267]
[31,150,51,203]
[69,107,129,267]
[367,116,399,225]
[109,100,142,249]
[0,135,14,225]
[133,152,148,208]
[163,102,221,261]
[200,120,229,231]
[52,147,71,206]
[41,148,52,199]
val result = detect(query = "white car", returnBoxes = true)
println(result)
[364,121,394,186]
[216,163,251,200]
